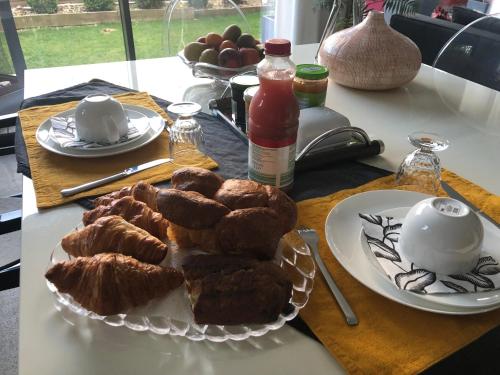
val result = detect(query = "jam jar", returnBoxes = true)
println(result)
[293,64,329,109]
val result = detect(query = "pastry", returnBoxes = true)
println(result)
[182,254,293,325]
[92,173,298,259]
[213,179,297,234]
[45,253,184,316]
[215,207,283,259]
[172,167,224,198]
[156,175,296,257]
[61,215,168,264]
[93,181,159,210]
[83,196,169,240]
[93,185,131,207]
[167,222,218,250]
[213,179,268,210]
[156,189,230,229]
[264,185,297,234]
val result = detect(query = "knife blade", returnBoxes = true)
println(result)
[60,158,173,197]
[441,181,499,228]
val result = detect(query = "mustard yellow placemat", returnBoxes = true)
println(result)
[298,170,500,375]
[19,92,218,208]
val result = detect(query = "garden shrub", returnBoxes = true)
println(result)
[84,0,115,12]
[27,0,58,14]
[136,0,163,9]
[188,0,208,9]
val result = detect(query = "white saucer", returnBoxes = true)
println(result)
[47,108,150,151]
[325,190,500,315]
[36,104,165,158]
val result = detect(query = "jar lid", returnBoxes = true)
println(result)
[243,85,259,100]
[264,39,291,56]
[229,74,260,89]
[296,64,329,80]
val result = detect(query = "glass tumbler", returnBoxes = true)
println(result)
[395,131,450,195]
[167,102,206,166]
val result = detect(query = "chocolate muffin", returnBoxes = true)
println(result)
[182,254,293,325]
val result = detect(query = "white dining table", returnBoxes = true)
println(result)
[18,44,500,375]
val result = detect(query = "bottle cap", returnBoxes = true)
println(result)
[264,39,291,56]
[296,64,329,80]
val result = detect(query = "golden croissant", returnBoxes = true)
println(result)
[61,215,167,264]
[83,196,169,240]
[93,181,159,210]
[45,253,184,316]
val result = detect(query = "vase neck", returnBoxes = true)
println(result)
[366,11,386,25]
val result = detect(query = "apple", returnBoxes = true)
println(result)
[239,48,260,66]
[206,33,223,49]
[218,48,242,68]
[219,39,238,51]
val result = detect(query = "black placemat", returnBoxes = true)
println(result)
[15,80,499,374]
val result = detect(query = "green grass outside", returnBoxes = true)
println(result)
[17,11,261,69]
[0,33,15,74]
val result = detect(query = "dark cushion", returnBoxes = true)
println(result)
[452,6,485,25]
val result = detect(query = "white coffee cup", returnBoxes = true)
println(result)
[399,197,483,275]
[74,94,128,144]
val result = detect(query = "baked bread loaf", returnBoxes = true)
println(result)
[83,196,169,240]
[172,167,224,198]
[182,254,293,325]
[93,181,159,210]
[46,253,184,316]
[61,215,168,264]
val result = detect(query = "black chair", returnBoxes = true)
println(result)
[390,13,465,65]
[0,113,21,292]
[433,14,500,91]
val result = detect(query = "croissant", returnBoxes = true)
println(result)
[83,196,169,240]
[45,253,184,316]
[93,186,132,207]
[93,181,159,211]
[61,215,168,264]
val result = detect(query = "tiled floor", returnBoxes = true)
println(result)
[0,153,22,375]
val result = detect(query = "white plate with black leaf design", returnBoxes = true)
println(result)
[325,190,500,315]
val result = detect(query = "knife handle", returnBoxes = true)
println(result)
[60,172,126,197]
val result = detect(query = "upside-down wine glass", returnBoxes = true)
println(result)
[395,131,450,195]
[167,102,206,167]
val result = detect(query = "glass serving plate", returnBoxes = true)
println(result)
[177,51,257,81]
[46,230,315,342]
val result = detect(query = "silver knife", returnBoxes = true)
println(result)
[441,181,499,228]
[60,158,173,197]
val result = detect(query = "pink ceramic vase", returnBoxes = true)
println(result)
[318,11,422,90]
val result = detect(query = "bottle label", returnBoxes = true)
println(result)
[294,90,326,109]
[248,141,296,188]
